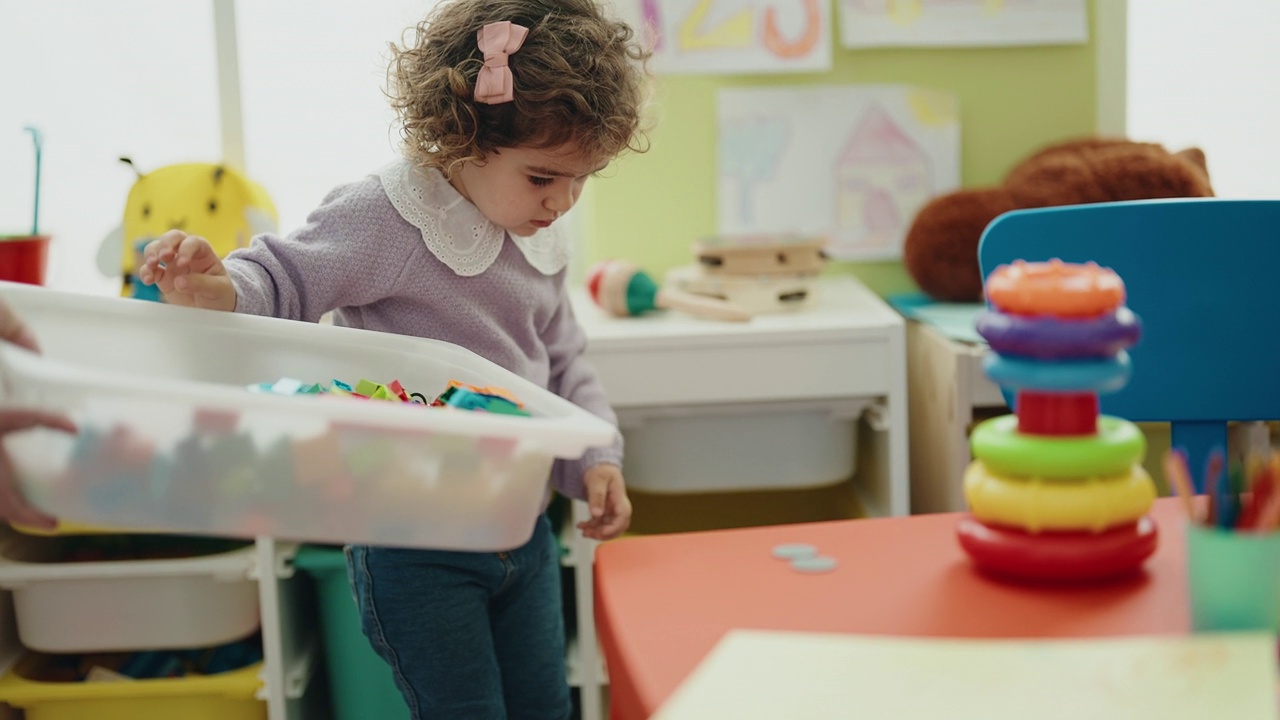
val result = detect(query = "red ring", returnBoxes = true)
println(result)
[956,514,1158,583]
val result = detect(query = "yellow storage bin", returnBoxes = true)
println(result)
[11,520,132,536]
[0,653,266,720]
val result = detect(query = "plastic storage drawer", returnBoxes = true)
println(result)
[0,534,258,653]
[0,653,265,720]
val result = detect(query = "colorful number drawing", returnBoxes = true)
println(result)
[761,0,822,58]
[638,0,831,74]
[678,0,755,51]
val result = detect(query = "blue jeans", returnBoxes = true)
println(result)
[346,516,571,720]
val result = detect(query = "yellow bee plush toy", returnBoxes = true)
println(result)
[96,159,277,301]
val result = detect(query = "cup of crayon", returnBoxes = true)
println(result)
[1167,449,1280,632]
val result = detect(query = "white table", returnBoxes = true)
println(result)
[571,275,909,518]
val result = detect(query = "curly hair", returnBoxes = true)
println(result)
[388,0,651,176]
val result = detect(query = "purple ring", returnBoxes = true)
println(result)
[977,307,1141,360]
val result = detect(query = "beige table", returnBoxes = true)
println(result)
[905,319,1006,514]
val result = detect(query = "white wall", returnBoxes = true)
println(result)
[1,1,435,296]
[236,1,437,232]
[1127,0,1280,198]
[0,2,221,295]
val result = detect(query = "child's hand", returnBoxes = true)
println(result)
[139,230,237,311]
[578,463,631,540]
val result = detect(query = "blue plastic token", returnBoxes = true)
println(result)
[790,556,838,573]
[772,543,818,560]
[983,351,1131,394]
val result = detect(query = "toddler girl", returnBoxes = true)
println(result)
[139,0,647,716]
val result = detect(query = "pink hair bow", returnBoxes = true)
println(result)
[474,21,529,105]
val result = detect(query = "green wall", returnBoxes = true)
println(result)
[583,0,1101,297]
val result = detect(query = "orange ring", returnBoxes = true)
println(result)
[985,259,1125,318]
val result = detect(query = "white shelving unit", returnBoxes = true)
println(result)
[564,500,607,720]
[255,539,321,719]
[0,534,319,720]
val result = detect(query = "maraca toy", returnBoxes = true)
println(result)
[957,259,1157,583]
[586,259,753,322]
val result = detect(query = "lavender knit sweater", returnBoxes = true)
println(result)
[222,169,622,503]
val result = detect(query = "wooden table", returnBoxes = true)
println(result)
[905,319,1005,514]
[595,498,1192,720]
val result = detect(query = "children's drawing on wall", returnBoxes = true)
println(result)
[839,0,1087,48]
[718,85,959,261]
[616,0,831,74]
[720,117,789,225]
[834,107,932,251]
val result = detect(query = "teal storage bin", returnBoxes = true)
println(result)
[293,546,409,720]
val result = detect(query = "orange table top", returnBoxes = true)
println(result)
[594,498,1192,720]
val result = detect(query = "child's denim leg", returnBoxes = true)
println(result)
[346,516,570,720]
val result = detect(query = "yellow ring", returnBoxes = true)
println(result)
[964,460,1156,533]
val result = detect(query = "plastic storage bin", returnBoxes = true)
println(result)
[616,398,870,493]
[0,653,265,720]
[0,534,258,653]
[0,282,617,551]
[293,545,409,720]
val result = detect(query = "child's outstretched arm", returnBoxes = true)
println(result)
[543,279,630,540]
[139,230,237,312]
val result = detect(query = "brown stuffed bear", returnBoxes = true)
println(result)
[903,138,1214,302]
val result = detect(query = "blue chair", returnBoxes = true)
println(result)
[978,198,1280,491]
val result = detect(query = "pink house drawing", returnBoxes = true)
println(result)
[834,106,932,250]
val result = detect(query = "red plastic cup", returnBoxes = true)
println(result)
[0,234,50,285]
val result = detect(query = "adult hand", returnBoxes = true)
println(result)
[0,297,70,530]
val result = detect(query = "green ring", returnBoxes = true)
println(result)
[970,415,1145,479]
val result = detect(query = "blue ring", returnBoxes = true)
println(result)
[983,351,1131,393]
[977,307,1141,360]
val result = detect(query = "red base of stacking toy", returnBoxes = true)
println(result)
[1016,391,1098,436]
[956,514,1158,583]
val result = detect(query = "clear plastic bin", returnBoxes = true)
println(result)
[0,283,618,551]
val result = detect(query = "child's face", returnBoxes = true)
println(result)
[452,144,604,237]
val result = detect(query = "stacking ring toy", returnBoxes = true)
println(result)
[963,461,1156,532]
[956,514,1158,583]
[970,415,1145,478]
[976,307,1141,360]
[985,259,1125,318]
[983,352,1130,393]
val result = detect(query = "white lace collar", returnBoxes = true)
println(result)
[377,159,571,277]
